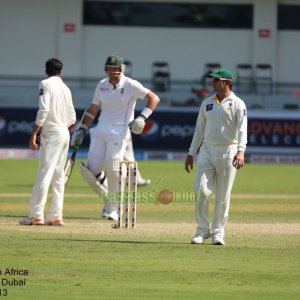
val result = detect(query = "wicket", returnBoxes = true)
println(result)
[113,161,138,229]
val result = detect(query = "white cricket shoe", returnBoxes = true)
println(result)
[191,233,211,244]
[137,179,151,186]
[212,235,225,246]
[107,211,119,222]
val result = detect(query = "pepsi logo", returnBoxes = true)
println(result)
[141,119,159,140]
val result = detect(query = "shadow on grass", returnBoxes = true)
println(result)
[33,237,189,245]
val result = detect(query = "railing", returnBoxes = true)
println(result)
[0,75,299,110]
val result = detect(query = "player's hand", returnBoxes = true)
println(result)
[70,127,86,150]
[29,134,39,150]
[129,116,146,134]
[185,155,193,173]
[232,151,245,169]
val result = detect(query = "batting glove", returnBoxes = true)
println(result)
[70,127,86,150]
[129,116,146,135]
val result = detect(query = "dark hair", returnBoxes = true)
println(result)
[45,58,63,76]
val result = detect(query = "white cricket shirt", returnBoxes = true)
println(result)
[35,76,76,128]
[188,91,248,155]
[92,74,150,126]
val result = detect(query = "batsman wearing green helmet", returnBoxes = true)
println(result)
[185,69,247,246]
[71,55,160,221]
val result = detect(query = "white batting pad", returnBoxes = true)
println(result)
[79,162,107,196]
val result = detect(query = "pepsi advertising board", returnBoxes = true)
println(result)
[1,108,300,154]
[132,110,198,150]
[133,109,300,153]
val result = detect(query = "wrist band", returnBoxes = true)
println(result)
[140,107,153,119]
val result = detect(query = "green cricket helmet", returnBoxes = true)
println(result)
[104,55,125,72]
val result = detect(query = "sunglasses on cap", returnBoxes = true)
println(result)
[212,78,229,82]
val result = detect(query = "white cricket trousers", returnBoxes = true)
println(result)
[87,125,129,209]
[194,143,237,238]
[29,126,70,220]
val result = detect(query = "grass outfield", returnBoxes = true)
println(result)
[0,159,299,300]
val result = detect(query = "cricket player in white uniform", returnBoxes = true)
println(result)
[98,135,151,219]
[71,55,160,221]
[19,58,76,226]
[185,69,247,245]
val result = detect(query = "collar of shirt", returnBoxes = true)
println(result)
[213,91,234,104]
[48,76,62,82]
[105,74,125,90]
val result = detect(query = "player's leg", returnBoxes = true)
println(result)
[211,145,237,245]
[84,128,109,214]
[103,128,129,221]
[192,144,215,243]
[46,127,70,224]
[23,129,62,223]
[86,128,107,175]
[124,133,151,186]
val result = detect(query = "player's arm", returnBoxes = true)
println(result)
[129,91,160,134]
[70,103,100,150]
[144,91,160,112]
[80,103,99,129]
[185,155,193,173]
[185,104,206,173]
[233,103,247,169]
[30,82,49,150]
[30,82,50,150]
[29,124,41,150]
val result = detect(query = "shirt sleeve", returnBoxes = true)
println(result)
[188,104,205,156]
[236,101,248,152]
[132,80,150,99]
[67,91,76,127]
[35,81,49,126]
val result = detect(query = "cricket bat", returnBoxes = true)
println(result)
[64,150,77,186]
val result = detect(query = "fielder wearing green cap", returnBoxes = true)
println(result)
[208,68,234,81]
[71,55,160,222]
[185,68,247,246]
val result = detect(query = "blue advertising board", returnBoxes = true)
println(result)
[1,108,300,154]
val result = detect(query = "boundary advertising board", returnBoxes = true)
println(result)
[1,108,300,155]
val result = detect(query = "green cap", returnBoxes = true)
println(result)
[208,68,234,81]
[105,55,124,68]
